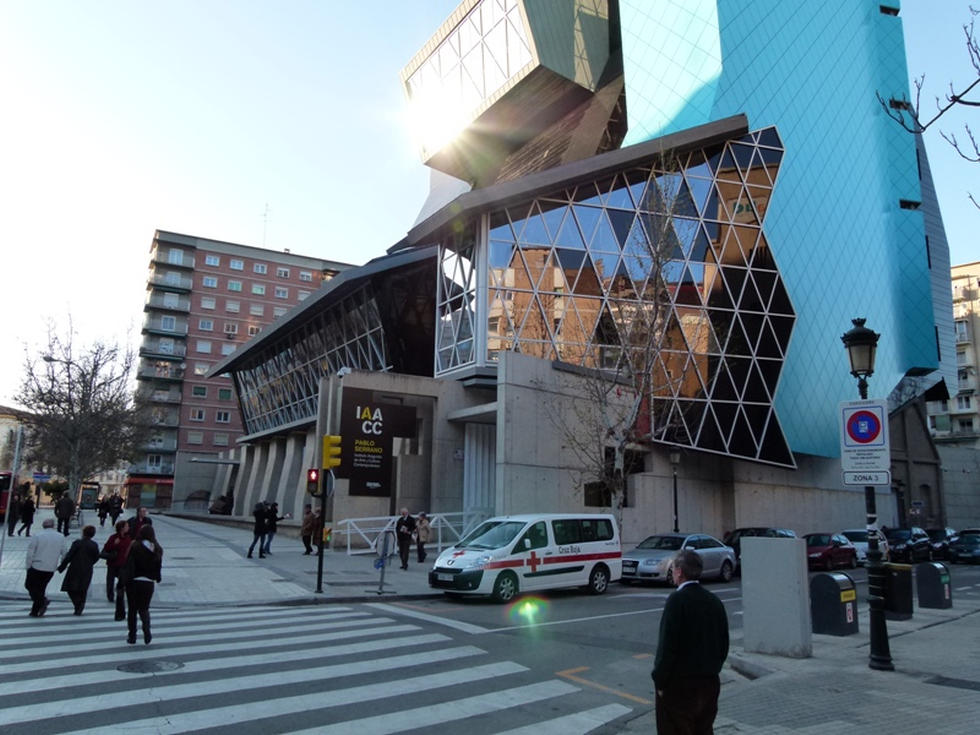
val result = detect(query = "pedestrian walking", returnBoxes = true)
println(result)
[126,506,153,539]
[102,519,132,620]
[261,502,289,556]
[108,494,123,525]
[416,512,431,563]
[55,493,75,536]
[97,496,109,527]
[57,525,101,615]
[24,518,66,616]
[395,508,416,570]
[651,549,730,735]
[17,496,35,536]
[246,502,267,558]
[122,525,163,645]
[6,491,20,536]
[300,504,316,554]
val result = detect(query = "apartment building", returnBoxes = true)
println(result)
[129,230,349,509]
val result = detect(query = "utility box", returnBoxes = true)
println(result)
[810,572,859,635]
[741,536,812,657]
[916,562,952,609]
[883,563,913,620]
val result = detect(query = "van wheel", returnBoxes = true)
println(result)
[719,561,733,583]
[586,565,610,595]
[492,571,518,603]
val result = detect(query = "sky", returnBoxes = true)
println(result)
[0,1,976,408]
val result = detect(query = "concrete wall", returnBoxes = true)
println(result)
[939,445,980,528]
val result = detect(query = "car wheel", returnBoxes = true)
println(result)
[492,571,518,603]
[665,568,674,586]
[848,553,857,569]
[587,565,610,595]
[719,560,733,583]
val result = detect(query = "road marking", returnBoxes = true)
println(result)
[494,703,633,734]
[633,653,653,659]
[955,586,972,591]
[59,661,528,735]
[483,606,666,633]
[557,666,653,705]
[289,681,580,734]
[367,601,491,634]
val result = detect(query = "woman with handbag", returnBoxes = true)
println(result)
[102,520,132,620]
[57,525,101,615]
[122,525,163,645]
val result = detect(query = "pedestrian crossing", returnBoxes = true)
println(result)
[0,601,632,734]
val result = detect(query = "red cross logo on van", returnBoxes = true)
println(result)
[527,550,541,572]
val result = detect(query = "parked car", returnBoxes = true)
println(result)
[803,533,857,570]
[840,528,889,565]
[722,527,797,569]
[620,533,736,585]
[925,528,956,560]
[883,527,931,562]
[948,533,980,564]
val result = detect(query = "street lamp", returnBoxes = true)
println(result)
[669,447,681,533]
[840,318,893,671]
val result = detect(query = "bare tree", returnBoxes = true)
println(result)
[16,323,150,501]
[879,6,980,205]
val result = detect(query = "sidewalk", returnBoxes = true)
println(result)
[0,509,437,607]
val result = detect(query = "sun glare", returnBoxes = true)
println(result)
[407,85,471,159]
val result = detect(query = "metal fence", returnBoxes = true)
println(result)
[336,509,493,556]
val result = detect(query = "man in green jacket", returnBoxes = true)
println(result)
[652,549,730,734]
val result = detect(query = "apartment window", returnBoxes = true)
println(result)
[228,280,242,292]
[213,433,230,446]
[299,271,313,282]
[958,350,968,365]
[298,290,310,301]
[928,415,937,431]
[274,306,287,317]
[230,259,244,271]
[147,454,162,468]
[957,395,972,411]
[249,304,264,316]
[218,388,233,400]
[168,248,184,264]
[955,321,969,341]
[191,385,207,397]
[940,399,949,412]
[201,296,216,310]
[198,319,213,331]
[157,337,174,354]
[248,325,261,336]
[220,343,236,355]
[216,410,231,423]
[253,263,268,274]
[194,363,210,376]
[224,322,238,335]
[161,315,176,331]
[226,300,240,313]
[196,340,212,354]
[189,408,205,422]
[277,267,290,278]
[163,292,179,308]
[187,431,204,445]
[957,418,975,433]
[275,286,289,299]
[252,283,266,295]
[205,254,220,266]
[203,276,218,288]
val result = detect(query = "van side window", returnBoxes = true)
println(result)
[518,521,549,551]
[553,520,580,545]
[582,519,614,542]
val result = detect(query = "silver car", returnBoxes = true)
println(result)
[620,533,736,585]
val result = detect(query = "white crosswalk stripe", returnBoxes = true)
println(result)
[0,602,632,734]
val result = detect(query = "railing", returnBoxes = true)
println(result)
[148,273,193,290]
[336,509,493,556]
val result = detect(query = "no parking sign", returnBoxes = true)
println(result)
[839,400,890,485]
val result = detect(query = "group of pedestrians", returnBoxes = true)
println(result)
[5,490,36,537]
[246,500,290,558]
[96,493,124,527]
[394,508,431,570]
[22,504,163,646]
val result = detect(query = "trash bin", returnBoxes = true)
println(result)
[810,572,859,635]
[883,563,913,620]
[916,562,952,609]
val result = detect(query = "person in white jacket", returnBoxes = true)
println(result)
[25,518,66,617]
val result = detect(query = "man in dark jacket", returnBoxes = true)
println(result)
[55,493,75,536]
[652,549,729,734]
[6,491,20,536]
[395,508,416,570]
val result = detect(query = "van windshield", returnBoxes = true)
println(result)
[457,521,526,550]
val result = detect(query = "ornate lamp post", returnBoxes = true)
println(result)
[840,318,893,671]
[669,447,681,533]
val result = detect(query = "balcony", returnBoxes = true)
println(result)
[139,342,187,360]
[129,461,175,476]
[143,317,189,336]
[138,365,185,382]
[150,245,195,270]
[145,293,192,313]
[144,438,178,452]
[152,412,180,428]
[148,272,193,292]
[138,388,182,404]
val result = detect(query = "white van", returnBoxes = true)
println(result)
[428,513,622,602]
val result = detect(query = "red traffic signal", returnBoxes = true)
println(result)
[306,468,321,496]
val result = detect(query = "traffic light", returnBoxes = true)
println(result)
[323,434,342,469]
[306,467,321,497]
